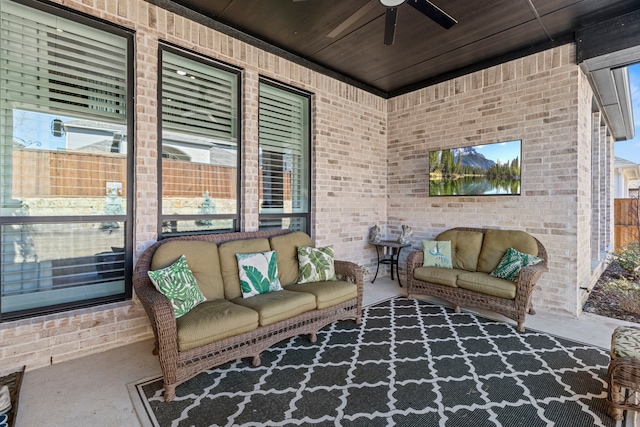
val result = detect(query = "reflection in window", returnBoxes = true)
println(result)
[258,81,311,233]
[159,47,240,235]
[0,0,132,320]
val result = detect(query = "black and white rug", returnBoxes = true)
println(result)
[129,297,617,427]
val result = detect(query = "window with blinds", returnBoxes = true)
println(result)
[159,47,240,236]
[0,0,132,320]
[258,81,311,233]
[1,1,127,124]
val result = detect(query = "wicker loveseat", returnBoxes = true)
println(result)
[133,229,363,401]
[406,227,548,332]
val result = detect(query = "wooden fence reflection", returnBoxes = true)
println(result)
[12,149,290,199]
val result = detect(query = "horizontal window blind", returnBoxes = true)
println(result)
[159,48,239,234]
[161,51,238,143]
[258,82,309,215]
[0,0,127,122]
[259,84,306,154]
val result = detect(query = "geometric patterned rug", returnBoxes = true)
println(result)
[129,297,618,427]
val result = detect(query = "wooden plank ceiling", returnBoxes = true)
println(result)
[165,0,640,97]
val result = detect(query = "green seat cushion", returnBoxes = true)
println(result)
[218,238,271,300]
[413,266,465,287]
[476,229,538,274]
[231,289,316,326]
[285,280,357,309]
[436,230,484,271]
[269,232,313,286]
[151,240,223,300]
[176,299,259,351]
[456,272,517,299]
[611,326,640,359]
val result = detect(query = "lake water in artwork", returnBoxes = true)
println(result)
[429,176,520,196]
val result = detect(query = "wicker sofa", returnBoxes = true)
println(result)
[133,229,363,401]
[406,227,548,332]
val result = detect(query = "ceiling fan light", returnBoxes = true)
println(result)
[380,0,405,7]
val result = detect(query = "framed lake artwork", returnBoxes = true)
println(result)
[429,140,521,196]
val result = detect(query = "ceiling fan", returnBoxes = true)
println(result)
[327,0,457,46]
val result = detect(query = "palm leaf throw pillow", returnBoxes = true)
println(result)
[422,240,453,268]
[490,247,543,282]
[297,246,337,283]
[147,255,206,318]
[236,251,283,298]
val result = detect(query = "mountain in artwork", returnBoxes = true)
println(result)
[452,147,496,170]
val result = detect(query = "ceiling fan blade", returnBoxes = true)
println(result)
[406,0,457,29]
[327,0,377,39]
[384,7,398,46]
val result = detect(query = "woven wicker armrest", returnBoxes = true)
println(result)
[334,260,363,323]
[406,250,424,276]
[516,262,548,290]
[514,238,549,297]
[132,245,179,361]
[335,260,363,289]
[134,277,177,332]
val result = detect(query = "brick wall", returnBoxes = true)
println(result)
[0,0,387,372]
[0,301,150,370]
[386,45,608,315]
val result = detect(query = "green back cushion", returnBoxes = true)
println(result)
[269,231,313,286]
[151,240,223,300]
[476,230,539,274]
[436,230,484,271]
[218,238,271,299]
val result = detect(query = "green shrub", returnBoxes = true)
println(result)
[609,242,640,280]
[602,278,640,314]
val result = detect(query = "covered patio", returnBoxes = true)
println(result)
[2,0,640,425]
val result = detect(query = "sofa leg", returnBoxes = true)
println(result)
[310,333,317,343]
[252,355,261,367]
[517,322,525,333]
[528,305,536,315]
[164,384,176,402]
[454,306,461,313]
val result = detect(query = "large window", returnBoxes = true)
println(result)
[159,46,240,236]
[258,81,311,233]
[0,0,133,319]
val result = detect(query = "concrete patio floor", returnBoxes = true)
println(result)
[14,276,640,427]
